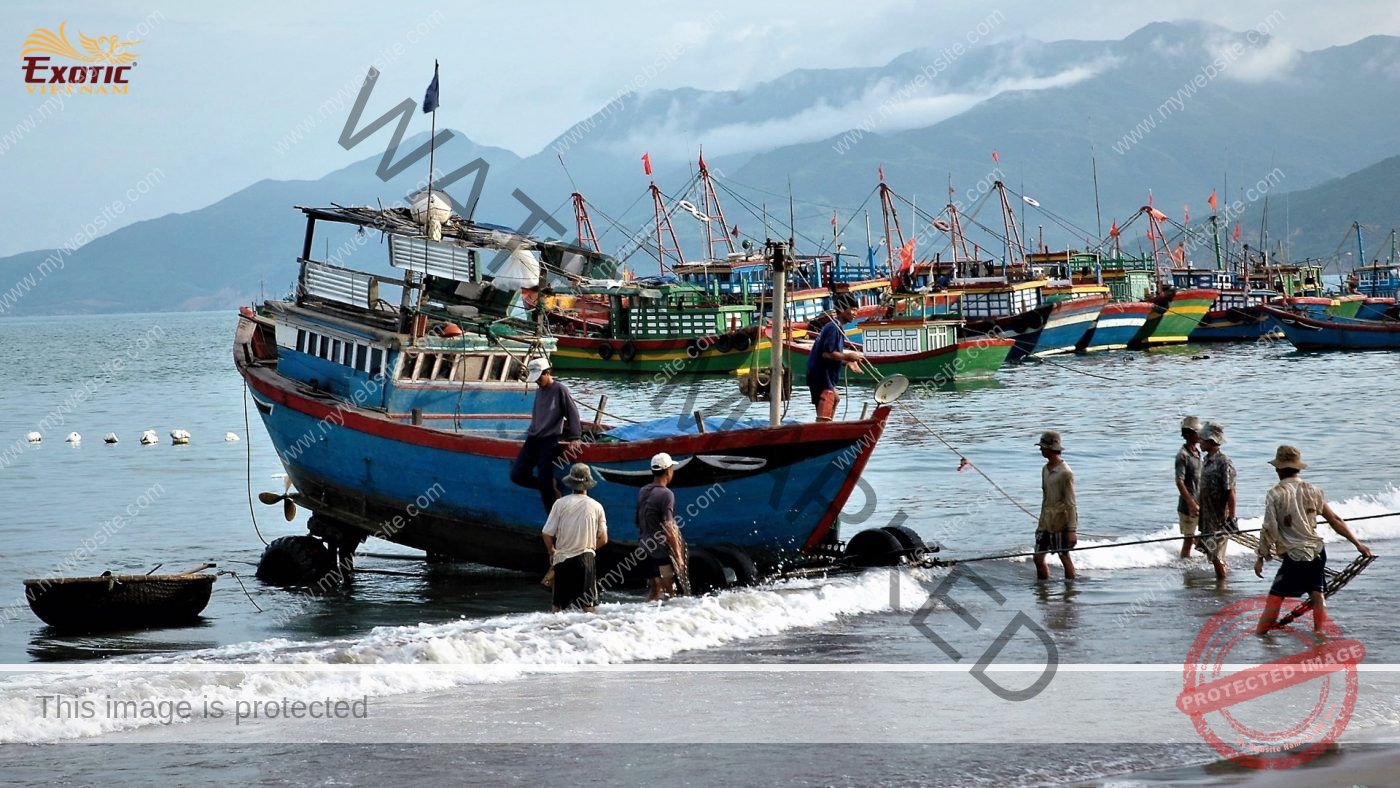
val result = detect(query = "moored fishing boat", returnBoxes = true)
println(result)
[786,294,1012,383]
[1068,252,1155,351]
[1261,304,1400,351]
[236,206,894,576]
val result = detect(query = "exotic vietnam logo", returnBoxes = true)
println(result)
[21,21,139,95]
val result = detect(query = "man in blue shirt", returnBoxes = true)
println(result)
[511,357,582,514]
[805,294,864,421]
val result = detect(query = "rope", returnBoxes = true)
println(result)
[243,383,269,546]
[898,404,1040,522]
[929,529,1266,565]
[218,568,264,613]
[1024,354,1119,382]
[928,510,1400,566]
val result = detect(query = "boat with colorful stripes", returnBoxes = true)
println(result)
[1262,305,1400,351]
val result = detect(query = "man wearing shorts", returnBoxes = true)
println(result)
[805,294,864,422]
[542,463,608,612]
[1254,445,1372,633]
[1175,416,1203,558]
[1197,422,1234,580]
[636,452,685,601]
[1034,430,1077,580]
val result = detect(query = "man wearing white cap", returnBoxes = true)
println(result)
[1196,422,1233,580]
[511,357,582,514]
[542,463,608,612]
[1254,445,1372,633]
[1175,416,1204,559]
[636,452,685,601]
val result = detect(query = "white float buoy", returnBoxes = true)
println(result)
[104,433,119,444]
[25,432,41,443]
[65,432,81,444]
[170,429,191,445]
[139,430,159,445]
[224,432,240,442]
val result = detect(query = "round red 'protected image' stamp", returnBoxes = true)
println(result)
[1177,595,1364,769]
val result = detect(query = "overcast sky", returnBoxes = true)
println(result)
[3,0,1396,256]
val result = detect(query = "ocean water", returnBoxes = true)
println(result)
[1,311,1398,785]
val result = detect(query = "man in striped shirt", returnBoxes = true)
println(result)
[1253,445,1372,634]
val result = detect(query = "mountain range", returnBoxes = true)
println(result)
[4,20,1399,316]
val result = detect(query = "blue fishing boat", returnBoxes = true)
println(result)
[1261,305,1400,351]
[235,201,893,576]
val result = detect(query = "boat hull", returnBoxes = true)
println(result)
[966,296,1106,360]
[1262,306,1400,351]
[549,333,770,375]
[1078,301,1151,351]
[1131,288,1218,347]
[788,337,1012,383]
[238,350,889,572]
[1188,306,1282,343]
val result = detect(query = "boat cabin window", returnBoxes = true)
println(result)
[318,335,330,358]
[369,348,383,377]
[455,355,486,381]
[434,355,453,380]
[296,330,307,353]
[487,354,507,381]
[355,345,368,370]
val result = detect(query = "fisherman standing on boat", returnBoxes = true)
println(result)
[636,452,685,601]
[512,358,583,514]
[806,294,865,422]
[1034,431,1078,580]
[1254,446,1372,633]
[1176,416,1204,559]
[542,463,608,613]
[1196,422,1234,580]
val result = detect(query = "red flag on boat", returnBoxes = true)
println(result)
[642,152,653,177]
[831,210,839,230]
[1149,208,1168,221]
[731,224,740,238]
[1183,204,1190,224]
[899,238,916,271]
[1233,224,1242,242]
[991,150,1000,164]
[878,165,885,182]
[1109,220,1120,238]
[1146,226,1156,241]
[1208,190,1218,211]
[698,150,706,171]
[1173,242,1186,264]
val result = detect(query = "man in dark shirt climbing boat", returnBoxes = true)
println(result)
[806,294,865,422]
[1175,416,1204,559]
[1254,445,1372,634]
[511,358,583,514]
[1034,430,1078,580]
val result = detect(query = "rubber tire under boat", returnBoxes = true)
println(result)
[881,524,927,552]
[597,343,615,360]
[619,342,637,363]
[685,547,731,594]
[256,535,335,586]
[708,543,759,586]
[731,331,752,353]
[844,528,904,567]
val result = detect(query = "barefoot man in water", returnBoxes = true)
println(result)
[1254,445,1372,633]
[1034,430,1078,580]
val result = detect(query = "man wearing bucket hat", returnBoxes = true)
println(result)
[1034,430,1078,580]
[1195,422,1233,580]
[1254,446,1372,633]
[636,452,685,601]
[1175,416,1204,559]
[806,293,865,422]
[511,357,583,515]
[542,463,609,612]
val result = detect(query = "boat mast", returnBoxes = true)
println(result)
[571,192,601,254]
[649,181,685,274]
[768,240,788,428]
[877,175,905,273]
[697,149,736,259]
[1354,220,1365,274]
[994,181,1025,279]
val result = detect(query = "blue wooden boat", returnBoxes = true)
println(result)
[1261,305,1400,351]
[235,202,892,575]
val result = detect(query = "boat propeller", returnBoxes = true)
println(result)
[258,477,298,521]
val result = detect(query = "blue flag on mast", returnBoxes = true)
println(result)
[422,61,440,114]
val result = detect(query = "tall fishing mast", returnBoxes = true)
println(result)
[571,192,601,254]
[697,149,736,259]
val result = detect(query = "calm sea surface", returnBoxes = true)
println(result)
[1,310,1398,785]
